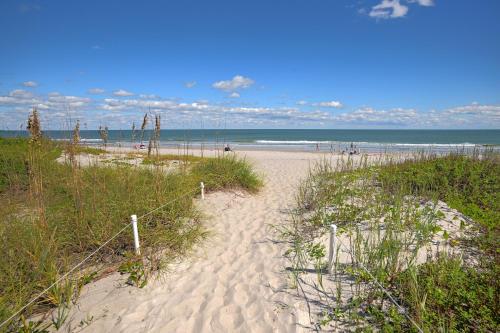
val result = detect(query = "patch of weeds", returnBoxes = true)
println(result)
[70,146,106,155]
[396,256,498,332]
[51,304,70,330]
[16,316,51,333]
[119,258,148,288]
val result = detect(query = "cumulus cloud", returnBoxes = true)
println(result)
[370,0,409,19]
[333,107,419,125]
[229,92,240,98]
[296,100,308,106]
[1,88,498,129]
[185,81,197,88]
[112,89,134,97]
[139,94,159,99]
[408,0,434,6]
[10,89,34,99]
[0,90,94,129]
[22,81,38,87]
[95,96,331,126]
[47,94,91,109]
[88,88,105,94]
[444,103,500,119]
[314,101,343,108]
[368,0,434,19]
[0,90,37,107]
[212,75,254,92]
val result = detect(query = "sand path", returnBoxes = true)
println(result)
[63,150,324,332]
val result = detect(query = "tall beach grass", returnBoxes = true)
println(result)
[0,111,262,331]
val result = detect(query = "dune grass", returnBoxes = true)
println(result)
[142,153,205,165]
[0,137,261,331]
[282,151,499,331]
[69,146,106,155]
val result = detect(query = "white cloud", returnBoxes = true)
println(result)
[334,107,418,125]
[212,75,254,92]
[368,0,434,19]
[88,88,105,94]
[0,90,37,106]
[22,81,38,87]
[185,81,197,88]
[408,0,434,6]
[229,92,240,98]
[296,100,308,106]
[445,103,500,118]
[139,94,159,99]
[47,94,91,109]
[10,89,34,99]
[370,0,409,19]
[315,101,343,108]
[1,88,498,129]
[112,89,134,97]
[96,97,331,125]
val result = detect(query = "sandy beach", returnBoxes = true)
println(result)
[51,147,475,332]
[58,148,349,332]
[3,3,498,330]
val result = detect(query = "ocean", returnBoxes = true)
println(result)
[1,129,499,153]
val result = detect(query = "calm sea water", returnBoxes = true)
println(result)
[1,129,499,152]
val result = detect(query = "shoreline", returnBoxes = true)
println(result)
[101,144,474,158]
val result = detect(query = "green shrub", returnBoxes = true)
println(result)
[396,256,499,332]
[142,153,204,165]
[378,153,499,230]
[191,155,262,193]
[70,146,106,155]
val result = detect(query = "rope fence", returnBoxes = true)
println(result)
[0,180,212,330]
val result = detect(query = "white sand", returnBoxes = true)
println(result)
[59,149,354,332]
[54,148,473,332]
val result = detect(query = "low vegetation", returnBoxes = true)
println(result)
[281,151,499,332]
[142,153,205,165]
[69,146,106,155]
[0,117,261,331]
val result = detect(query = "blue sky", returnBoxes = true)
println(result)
[0,0,499,129]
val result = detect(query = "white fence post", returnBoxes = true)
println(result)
[328,224,337,273]
[131,214,140,255]
[200,182,205,200]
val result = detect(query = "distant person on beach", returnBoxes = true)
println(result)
[316,143,319,151]
[224,144,231,152]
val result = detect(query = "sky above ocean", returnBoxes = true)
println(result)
[0,0,499,129]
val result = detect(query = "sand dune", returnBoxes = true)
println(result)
[60,149,342,332]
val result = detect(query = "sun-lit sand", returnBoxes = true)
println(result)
[53,147,475,332]
[58,148,337,332]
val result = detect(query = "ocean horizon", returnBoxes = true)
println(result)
[2,129,499,153]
